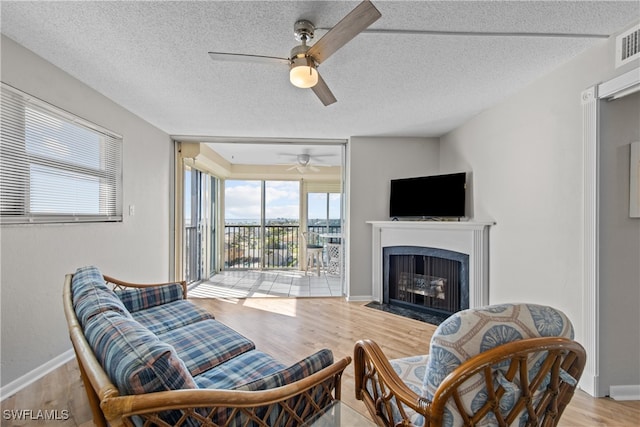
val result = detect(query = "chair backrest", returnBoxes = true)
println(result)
[424,303,586,427]
[303,231,322,248]
[326,243,341,260]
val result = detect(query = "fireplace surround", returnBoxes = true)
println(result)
[368,221,492,313]
[384,246,469,318]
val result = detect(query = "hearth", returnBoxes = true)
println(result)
[384,246,469,318]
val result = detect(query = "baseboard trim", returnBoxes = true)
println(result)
[346,295,374,302]
[0,349,74,401]
[610,384,640,401]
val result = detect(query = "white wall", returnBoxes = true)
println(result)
[347,136,440,298]
[439,30,640,394]
[0,36,173,387]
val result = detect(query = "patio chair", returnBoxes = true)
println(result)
[354,303,586,427]
[326,242,342,276]
[302,231,324,276]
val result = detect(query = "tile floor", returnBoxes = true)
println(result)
[189,269,343,299]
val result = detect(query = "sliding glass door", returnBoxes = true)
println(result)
[224,180,300,269]
[183,166,217,283]
[307,192,341,235]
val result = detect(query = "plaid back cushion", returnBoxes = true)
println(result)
[83,310,197,396]
[423,303,575,427]
[115,283,184,313]
[158,319,255,376]
[72,266,131,326]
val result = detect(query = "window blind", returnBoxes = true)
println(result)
[303,181,342,193]
[1,83,123,224]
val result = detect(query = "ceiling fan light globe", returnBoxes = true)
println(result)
[289,60,318,88]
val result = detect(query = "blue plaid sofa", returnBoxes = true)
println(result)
[64,266,351,427]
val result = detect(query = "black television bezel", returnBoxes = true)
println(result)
[389,172,466,219]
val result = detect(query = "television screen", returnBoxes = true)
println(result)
[390,172,466,219]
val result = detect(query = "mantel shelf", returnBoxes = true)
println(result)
[366,220,495,231]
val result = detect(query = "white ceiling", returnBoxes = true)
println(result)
[1,1,638,164]
[211,142,344,166]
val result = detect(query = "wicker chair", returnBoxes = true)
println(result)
[326,243,342,276]
[354,303,586,427]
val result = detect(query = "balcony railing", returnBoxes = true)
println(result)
[224,224,341,270]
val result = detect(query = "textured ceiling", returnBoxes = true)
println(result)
[1,1,637,148]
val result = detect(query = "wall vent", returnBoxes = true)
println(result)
[616,23,640,68]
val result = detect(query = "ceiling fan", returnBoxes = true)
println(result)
[208,0,382,106]
[284,153,332,174]
[209,0,609,106]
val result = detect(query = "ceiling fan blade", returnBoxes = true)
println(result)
[208,52,290,65]
[350,28,610,39]
[307,0,381,64]
[311,73,337,106]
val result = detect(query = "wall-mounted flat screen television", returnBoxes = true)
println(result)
[389,172,466,219]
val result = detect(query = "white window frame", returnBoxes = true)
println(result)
[1,83,123,224]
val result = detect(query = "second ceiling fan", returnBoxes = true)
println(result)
[208,0,382,106]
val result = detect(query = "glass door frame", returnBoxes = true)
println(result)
[178,162,218,284]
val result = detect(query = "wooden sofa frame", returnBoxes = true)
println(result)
[354,337,586,427]
[63,273,351,427]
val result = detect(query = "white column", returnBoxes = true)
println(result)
[580,85,599,396]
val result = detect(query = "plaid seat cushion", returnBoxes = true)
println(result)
[158,319,255,376]
[83,310,196,396]
[194,350,286,390]
[132,299,214,335]
[115,283,184,313]
[72,266,131,326]
[236,348,334,392]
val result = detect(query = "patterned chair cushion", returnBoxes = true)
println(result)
[423,303,575,427]
[158,319,256,376]
[115,283,185,313]
[131,299,214,334]
[71,266,131,326]
[83,310,197,396]
[194,350,286,390]
[369,355,430,426]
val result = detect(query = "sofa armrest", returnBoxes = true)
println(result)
[104,275,187,312]
[354,339,431,426]
[101,356,352,427]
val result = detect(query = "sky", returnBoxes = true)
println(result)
[225,180,340,221]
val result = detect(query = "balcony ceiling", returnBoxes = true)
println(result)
[1,1,637,165]
[209,142,343,167]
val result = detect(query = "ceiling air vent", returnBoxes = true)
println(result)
[616,23,640,68]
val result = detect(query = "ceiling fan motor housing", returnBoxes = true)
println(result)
[298,154,311,166]
[294,20,315,42]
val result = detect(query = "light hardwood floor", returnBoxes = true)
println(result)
[2,297,639,426]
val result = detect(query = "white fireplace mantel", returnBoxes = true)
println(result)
[367,221,493,308]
